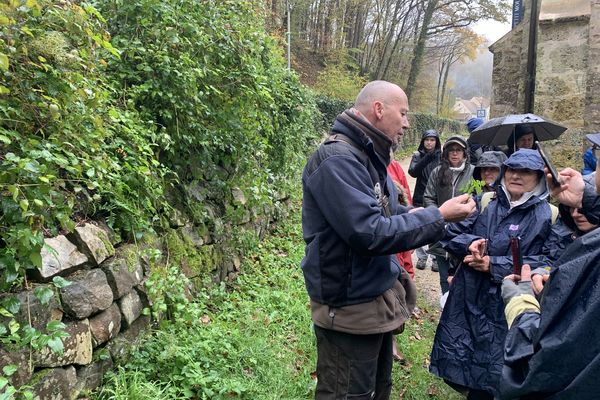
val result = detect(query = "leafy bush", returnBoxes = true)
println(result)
[314,95,352,133]
[0,0,170,289]
[96,0,317,207]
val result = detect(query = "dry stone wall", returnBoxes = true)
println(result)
[0,223,150,399]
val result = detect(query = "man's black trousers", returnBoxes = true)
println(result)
[314,325,394,400]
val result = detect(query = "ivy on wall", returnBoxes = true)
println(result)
[0,0,317,290]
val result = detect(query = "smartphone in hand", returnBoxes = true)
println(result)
[536,141,560,186]
[510,237,523,275]
[480,239,488,257]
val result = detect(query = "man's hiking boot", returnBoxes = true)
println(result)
[430,260,439,272]
[416,260,426,270]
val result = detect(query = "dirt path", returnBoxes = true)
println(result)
[398,156,442,309]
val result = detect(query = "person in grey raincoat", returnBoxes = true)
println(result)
[499,172,600,400]
[473,151,507,193]
[429,149,573,399]
[423,135,475,293]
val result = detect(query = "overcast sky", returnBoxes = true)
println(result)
[472,19,512,43]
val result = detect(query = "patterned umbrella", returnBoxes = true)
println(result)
[469,113,567,146]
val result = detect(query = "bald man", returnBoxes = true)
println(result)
[301,81,475,399]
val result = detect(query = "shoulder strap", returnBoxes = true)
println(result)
[480,191,496,212]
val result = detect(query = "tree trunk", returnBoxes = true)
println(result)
[405,0,438,100]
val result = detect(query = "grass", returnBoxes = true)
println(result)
[93,201,460,399]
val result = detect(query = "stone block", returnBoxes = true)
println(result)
[89,303,121,347]
[67,223,115,266]
[30,366,77,400]
[0,348,31,388]
[168,208,188,228]
[231,187,246,205]
[96,220,122,246]
[30,366,76,400]
[102,255,144,299]
[105,315,150,364]
[181,225,204,248]
[60,269,113,319]
[34,319,92,368]
[75,356,113,393]
[35,236,88,281]
[118,290,143,328]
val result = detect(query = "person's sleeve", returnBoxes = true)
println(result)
[398,168,412,204]
[305,154,446,255]
[408,153,421,177]
[501,312,542,399]
[408,152,433,177]
[581,181,600,225]
[423,167,439,207]
[542,218,574,263]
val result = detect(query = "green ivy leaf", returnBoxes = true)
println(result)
[0,376,9,391]
[0,308,12,317]
[2,364,17,377]
[46,320,66,332]
[19,199,29,212]
[2,296,20,314]
[52,276,71,288]
[29,252,42,268]
[33,286,53,305]
[47,337,64,354]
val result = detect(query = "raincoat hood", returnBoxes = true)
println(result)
[502,148,544,173]
[473,151,507,180]
[417,129,441,152]
[500,149,548,207]
[466,117,484,133]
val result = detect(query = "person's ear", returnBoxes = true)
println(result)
[373,101,384,120]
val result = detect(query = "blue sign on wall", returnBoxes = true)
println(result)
[512,0,524,28]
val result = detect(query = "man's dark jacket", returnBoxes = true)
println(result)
[301,111,445,307]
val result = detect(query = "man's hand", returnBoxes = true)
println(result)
[439,194,476,222]
[547,167,585,208]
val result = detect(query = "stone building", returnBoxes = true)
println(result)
[489,0,600,139]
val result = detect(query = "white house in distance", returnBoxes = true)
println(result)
[453,96,491,121]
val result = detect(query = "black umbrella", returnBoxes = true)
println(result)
[469,113,567,146]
